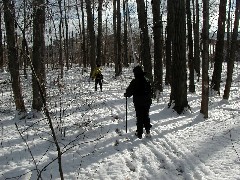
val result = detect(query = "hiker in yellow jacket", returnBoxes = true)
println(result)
[92,64,103,91]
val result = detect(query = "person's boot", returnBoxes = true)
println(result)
[135,131,142,139]
[145,130,151,138]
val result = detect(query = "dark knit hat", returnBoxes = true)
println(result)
[133,65,145,77]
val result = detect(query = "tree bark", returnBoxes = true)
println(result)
[211,0,227,94]
[64,0,69,70]
[186,0,195,92]
[170,0,188,114]
[80,0,87,69]
[0,9,3,72]
[113,0,117,70]
[136,0,152,81]
[165,0,174,85]
[96,0,103,66]
[123,0,128,67]
[223,0,240,100]
[32,0,46,111]
[86,0,96,76]
[3,0,26,113]
[103,14,108,66]
[225,0,232,63]
[58,0,64,78]
[151,0,163,94]
[200,0,209,118]
[113,0,122,76]
[193,0,200,81]
[115,0,122,76]
[22,0,28,78]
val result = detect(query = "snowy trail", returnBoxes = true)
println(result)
[87,69,239,180]
[1,66,240,179]
[79,72,219,180]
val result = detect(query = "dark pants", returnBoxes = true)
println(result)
[135,105,151,135]
[95,79,102,91]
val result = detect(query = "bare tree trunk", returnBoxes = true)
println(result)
[58,0,64,78]
[103,13,108,66]
[151,0,163,95]
[136,0,152,81]
[223,0,240,100]
[86,0,96,76]
[165,0,174,85]
[96,0,103,66]
[22,0,28,78]
[113,0,118,74]
[80,0,87,69]
[75,0,81,66]
[70,31,74,67]
[200,0,209,118]
[211,0,227,94]
[32,0,46,111]
[50,38,54,69]
[3,0,26,114]
[64,0,69,70]
[0,9,3,72]
[193,0,200,81]
[225,0,232,62]
[123,0,128,67]
[115,0,122,76]
[170,0,189,114]
[186,0,195,93]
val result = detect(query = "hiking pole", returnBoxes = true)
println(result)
[126,96,128,133]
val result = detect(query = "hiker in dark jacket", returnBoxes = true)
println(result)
[124,65,152,139]
[92,64,103,91]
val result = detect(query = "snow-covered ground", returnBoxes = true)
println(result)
[0,63,240,180]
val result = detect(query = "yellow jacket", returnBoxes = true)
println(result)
[92,67,102,79]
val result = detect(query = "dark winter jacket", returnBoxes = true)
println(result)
[125,66,152,107]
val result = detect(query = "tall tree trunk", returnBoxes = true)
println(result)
[165,0,174,85]
[200,0,209,118]
[58,0,64,78]
[103,14,108,66]
[123,0,128,67]
[211,0,227,94]
[71,31,74,66]
[80,0,87,70]
[151,0,163,95]
[115,0,122,76]
[193,0,200,81]
[64,0,69,70]
[96,0,103,66]
[86,0,96,76]
[0,9,3,72]
[170,0,188,114]
[32,0,46,111]
[50,38,54,69]
[223,0,240,100]
[225,0,232,62]
[3,0,26,113]
[113,0,118,75]
[22,0,28,78]
[136,0,152,81]
[186,0,195,92]
[75,0,81,66]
